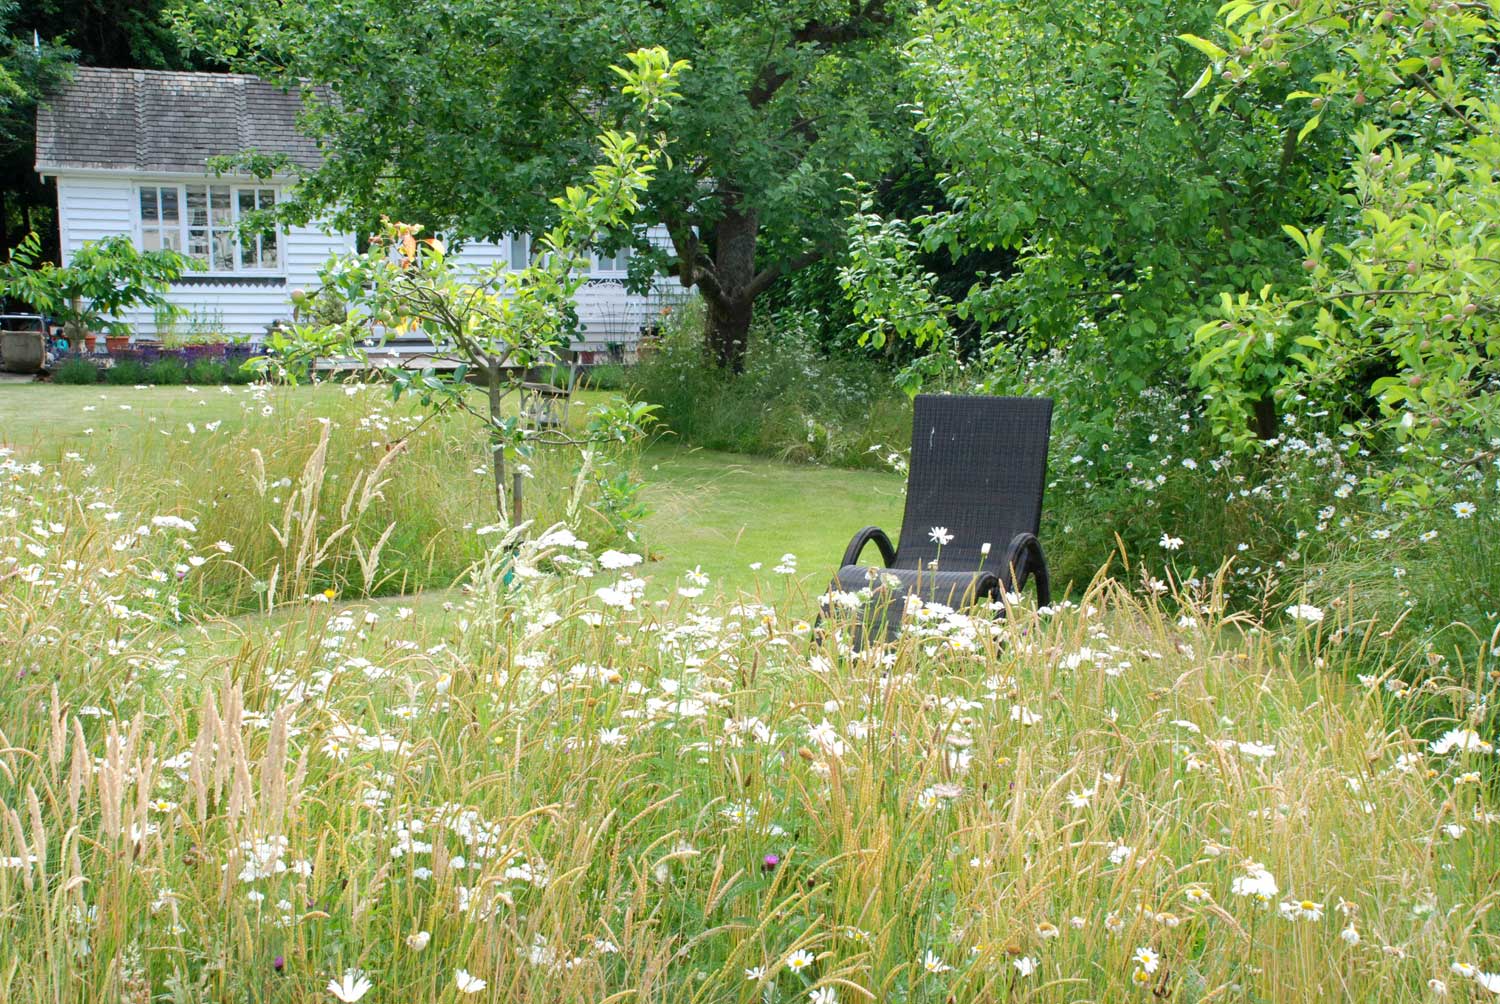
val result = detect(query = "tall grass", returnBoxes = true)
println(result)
[21,382,640,614]
[1,426,1497,1003]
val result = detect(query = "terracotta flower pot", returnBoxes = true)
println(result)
[84,334,99,353]
[105,335,130,354]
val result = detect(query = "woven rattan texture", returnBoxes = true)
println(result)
[832,565,996,606]
[894,395,1053,572]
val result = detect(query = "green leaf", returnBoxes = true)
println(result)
[1297,114,1322,142]
[1176,33,1228,60]
[1183,64,1214,100]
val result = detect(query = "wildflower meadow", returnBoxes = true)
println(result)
[1,383,1497,1003]
[2,0,1499,1000]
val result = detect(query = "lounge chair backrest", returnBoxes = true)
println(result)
[894,395,1053,571]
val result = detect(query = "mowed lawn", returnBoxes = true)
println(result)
[0,382,905,598]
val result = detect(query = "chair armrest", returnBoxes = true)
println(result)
[1004,532,1052,606]
[841,526,897,568]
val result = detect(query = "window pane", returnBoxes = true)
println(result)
[211,231,235,271]
[241,235,257,269]
[261,229,278,268]
[187,228,209,262]
[141,227,162,251]
[509,234,528,270]
[186,186,208,228]
[210,186,232,225]
[159,227,181,252]
[160,187,179,223]
[238,190,256,218]
[140,188,158,223]
[258,188,276,210]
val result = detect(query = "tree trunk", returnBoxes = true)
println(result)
[707,296,754,372]
[704,206,759,373]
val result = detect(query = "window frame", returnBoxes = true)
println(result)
[591,241,632,275]
[133,180,285,277]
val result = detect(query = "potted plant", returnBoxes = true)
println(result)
[1,233,196,353]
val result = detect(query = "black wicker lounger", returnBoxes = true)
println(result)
[829,394,1053,645]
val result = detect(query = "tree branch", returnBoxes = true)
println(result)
[746,1,892,108]
[747,246,825,299]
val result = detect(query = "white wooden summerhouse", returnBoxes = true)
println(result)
[35,67,679,362]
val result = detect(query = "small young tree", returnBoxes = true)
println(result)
[1,232,192,340]
[268,47,687,524]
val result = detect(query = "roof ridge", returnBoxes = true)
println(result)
[77,65,273,85]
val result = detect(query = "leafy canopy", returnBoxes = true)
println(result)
[1182,0,1500,500]
[176,0,916,261]
[902,0,1348,426]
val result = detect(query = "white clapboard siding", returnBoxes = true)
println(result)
[53,172,354,338]
[52,173,684,346]
[455,226,685,352]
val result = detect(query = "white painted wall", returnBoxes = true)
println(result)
[458,227,686,353]
[53,171,354,338]
[50,172,689,351]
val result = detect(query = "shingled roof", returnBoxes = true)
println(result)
[36,67,324,175]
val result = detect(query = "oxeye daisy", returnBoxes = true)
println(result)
[326,969,372,1003]
[455,969,487,994]
[922,949,952,974]
[1133,946,1160,974]
[929,526,954,546]
[785,949,815,973]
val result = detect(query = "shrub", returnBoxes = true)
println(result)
[186,359,229,385]
[226,360,259,385]
[530,362,575,389]
[52,357,100,384]
[103,359,147,385]
[629,301,913,469]
[144,357,188,385]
